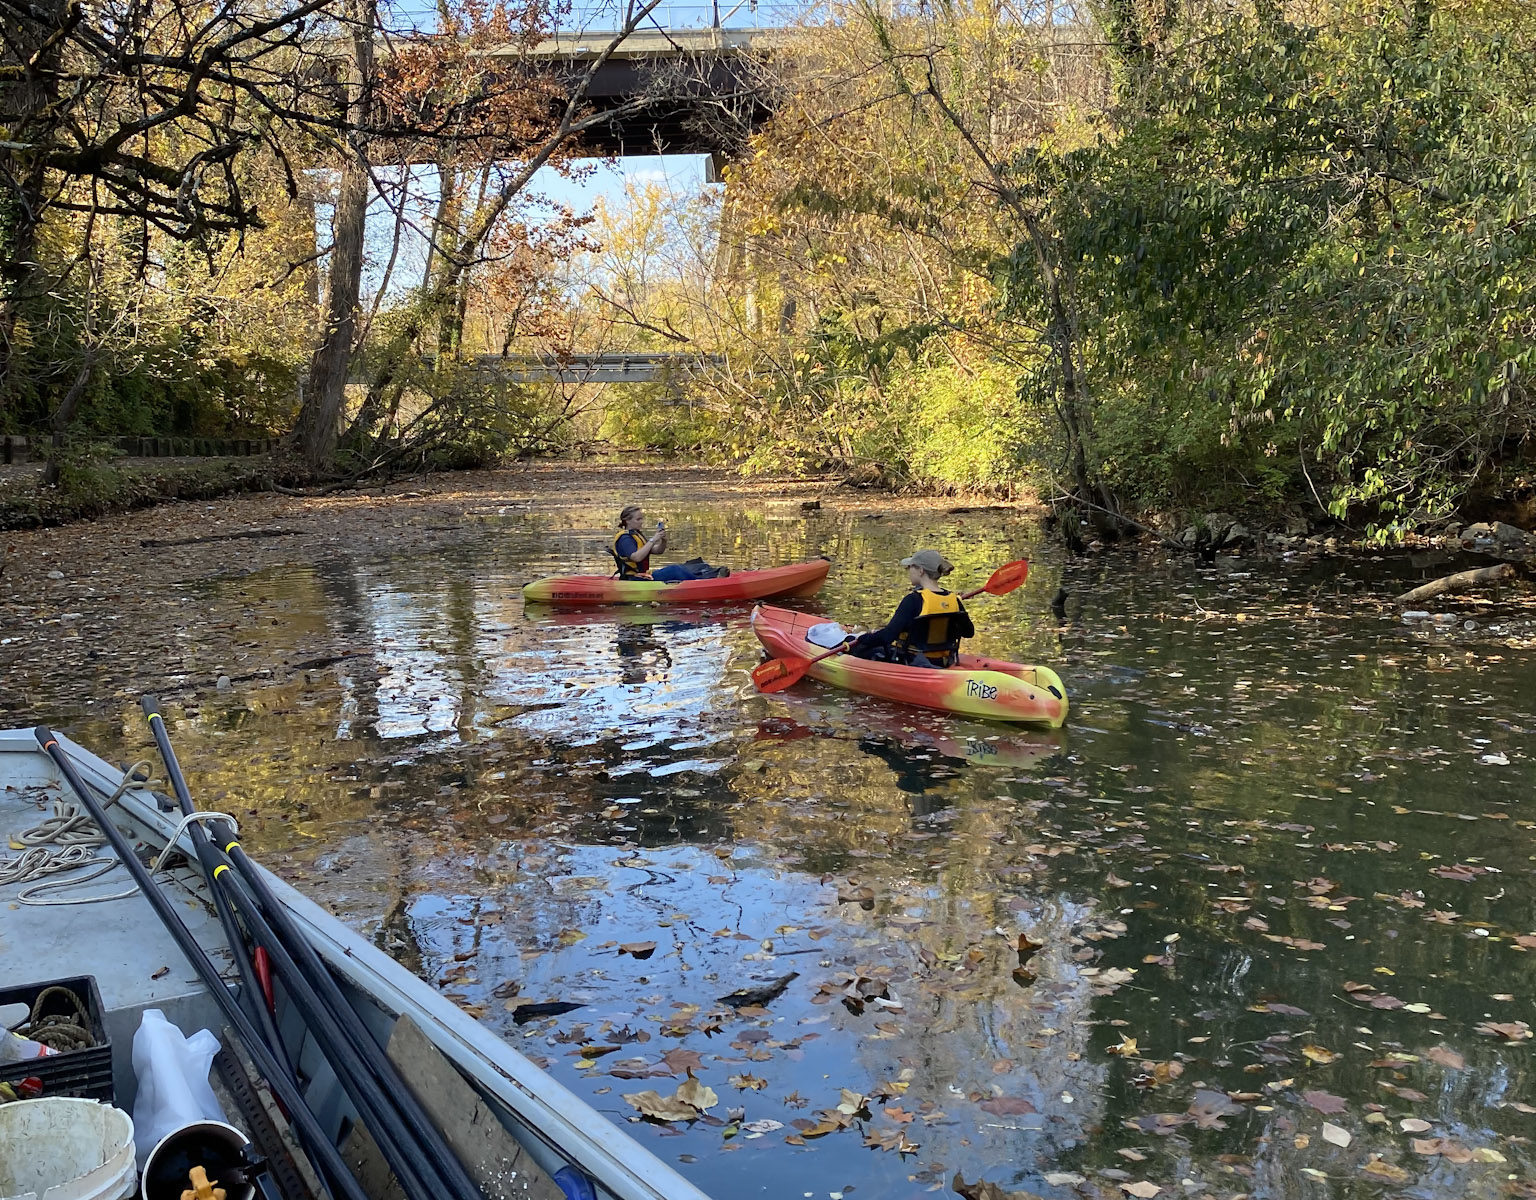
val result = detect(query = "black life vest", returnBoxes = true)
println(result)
[895,589,964,666]
[612,531,649,579]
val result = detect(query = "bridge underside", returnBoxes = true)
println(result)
[551,58,771,159]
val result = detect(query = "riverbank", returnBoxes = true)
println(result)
[0,455,285,530]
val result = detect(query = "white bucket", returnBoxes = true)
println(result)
[0,1098,136,1200]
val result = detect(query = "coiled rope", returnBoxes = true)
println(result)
[16,986,94,1052]
[0,759,239,906]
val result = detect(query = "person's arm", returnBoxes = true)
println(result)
[954,601,975,640]
[853,593,923,650]
[618,531,652,567]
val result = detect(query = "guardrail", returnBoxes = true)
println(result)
[559,0,813,29]
[472,351,725,383]
[0,435,278,465]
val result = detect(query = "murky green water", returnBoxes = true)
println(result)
[36,493,1536,1199]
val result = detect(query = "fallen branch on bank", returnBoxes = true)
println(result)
[140,527,299,548]
[1396,563,1516,604]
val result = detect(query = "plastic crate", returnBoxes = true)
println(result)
[0,975,113,1102]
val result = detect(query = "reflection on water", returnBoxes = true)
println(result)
[37,495,1536,1199]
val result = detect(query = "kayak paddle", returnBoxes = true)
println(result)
[752,641,849,693]
[751,558,1030,694]
[961,557,1030,600]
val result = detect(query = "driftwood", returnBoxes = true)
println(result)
[1397,562,1515,604]
[140,527,299,548]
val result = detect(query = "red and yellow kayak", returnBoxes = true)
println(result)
[750,603,1069,727]
[523,558,831,606]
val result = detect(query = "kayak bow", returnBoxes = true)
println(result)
[750,603,1068,727]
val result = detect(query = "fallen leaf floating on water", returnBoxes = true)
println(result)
[623,1089,703,1123]
[1424,1045,1465,1070]
[1107,1036,1139,1056]
[1262,934,1327,951]
[976,1095,1036,1116]
[608,1059,673,1080]
[1429,863,1492,881]
[717,972,798,1009]
[1359,1157,1412,1184]
[509,1001,585,1025]
[1301,1090,1348,1115]
[1322,1121,1352,1148]
[618,941,656,959]
[863,1125,919,1153]
[951,1171,1044,1200]
[660,1047,705,1075]
[1475,1020,1532,1040]
[1132,1060,1185,1089]
[1121,1183,1162,1199]
[1301,1044,1341,1065]
[1400,1118,1433,1133]
[1187,1089,1244,1130]
[836,883,875,909]
[675,1074,718,1112]
[1412,1137,1475,1163]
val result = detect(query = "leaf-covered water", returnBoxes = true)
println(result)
[30,489,1536,1200]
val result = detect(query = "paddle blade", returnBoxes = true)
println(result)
[752,656,809,694]
[983,559,1030,595]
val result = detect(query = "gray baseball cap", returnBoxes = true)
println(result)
[900,549,952,574]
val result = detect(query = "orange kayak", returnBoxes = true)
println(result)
[750,603,1069,727]
[523,558,831,606]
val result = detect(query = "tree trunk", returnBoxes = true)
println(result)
[42,358,95,486]
[0,0,67,415]
[296,0,375,473]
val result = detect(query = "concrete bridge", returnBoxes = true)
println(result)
[490,11,797,159]
[470,351,724,383]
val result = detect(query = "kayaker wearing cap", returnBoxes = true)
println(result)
[846,550,974,667]
[611,505,730,581]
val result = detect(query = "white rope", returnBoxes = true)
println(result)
[2,759,239,907]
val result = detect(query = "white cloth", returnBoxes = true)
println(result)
[805,622,848,649]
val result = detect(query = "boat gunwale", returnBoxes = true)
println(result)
[0,729,713,1200]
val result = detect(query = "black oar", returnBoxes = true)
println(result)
[36,728,370,1200]
[139,702,460,1200]
[140,702,487,1200]
[135,701,290,1065]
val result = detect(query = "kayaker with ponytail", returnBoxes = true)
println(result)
[611,505,730,581]
[847,550,974,667]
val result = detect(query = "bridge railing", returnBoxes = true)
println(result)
[572,0,820,30]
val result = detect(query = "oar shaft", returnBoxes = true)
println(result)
[140,700,291,1077]
[141,705,487,1200]
[141,706,452,1200]
[36,729,371,1200]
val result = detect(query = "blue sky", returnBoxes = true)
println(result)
[351,152,712,301]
